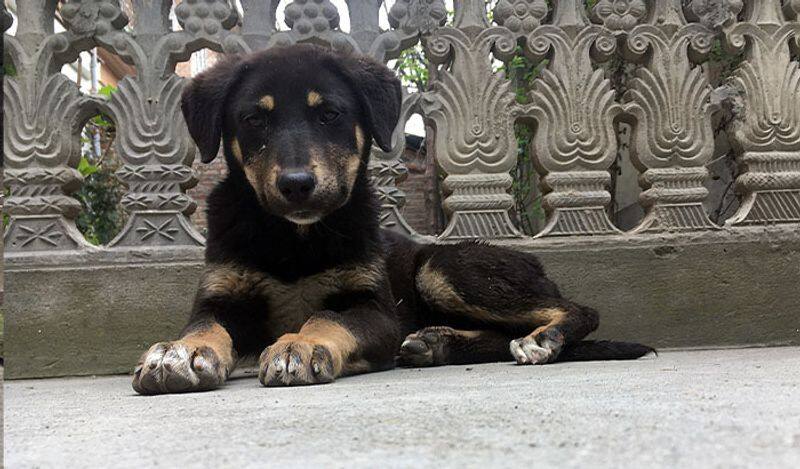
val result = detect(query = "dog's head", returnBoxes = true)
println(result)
[181,45,402,225]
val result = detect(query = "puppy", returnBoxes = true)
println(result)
[132,45,653,395]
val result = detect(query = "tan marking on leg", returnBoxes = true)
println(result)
[416,261,559,329]
[307,90,323,107]
[201,263,269,297]
[521,309,568,343]
[258,95,275,110]
[529,308,567,324]
[458,329,483,340]
[181,323,236,374]
[274,318,358,377]
[337,259,386,291]
[416,261,481,316]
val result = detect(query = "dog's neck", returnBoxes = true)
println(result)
[205,166,382,279]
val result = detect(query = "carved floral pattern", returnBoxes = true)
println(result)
[60,0,128,36]
[389,0,447,35]
[422,2,522,239]
[622,1,720,232]
[685,0,743,29]
[5,0,800,254]
[493,0,549,34]
[175,0,238,38]
[521,19,622,236]
[3,1,104,253]
[284,0,340,35]
[723,0,800,225]
[591,0,647,30]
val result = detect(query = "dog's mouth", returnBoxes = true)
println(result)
[285,210,322,225]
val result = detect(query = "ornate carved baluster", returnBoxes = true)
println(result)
[60,0,239,248]
[3,1,101,253]
[620,0,739,233]
[364,0,446,237]
[422,0,521,239]
[226,0,282,52]
[723,0,800,225]
[370,0,447,60]
[368,91,423,234]
[266,0,357,52]
[520,0,622,236]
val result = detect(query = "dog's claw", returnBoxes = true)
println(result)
[259,340,335,387]
[132,342,226,395]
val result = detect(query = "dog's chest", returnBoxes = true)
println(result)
[261,269,344,337]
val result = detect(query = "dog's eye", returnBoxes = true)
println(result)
[318,109,341,125]
[244,114,267,128]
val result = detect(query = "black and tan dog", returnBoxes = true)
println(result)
[132,45,653,395]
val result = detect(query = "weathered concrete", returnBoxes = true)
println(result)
[4,259,200,379]
[1,366,5,468]
[515,229,800,350]
[5,348,800,468]
[4,227,800,379]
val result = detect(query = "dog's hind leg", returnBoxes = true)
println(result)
[397,327,511,367]
[405,243,600,365]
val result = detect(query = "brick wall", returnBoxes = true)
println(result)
[398,166,436,235]
[188,157,227,234]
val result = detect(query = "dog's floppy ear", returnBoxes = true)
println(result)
[334,55,402,152]
[181,55,244,163]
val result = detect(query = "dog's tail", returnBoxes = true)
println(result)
[554,340,656,362]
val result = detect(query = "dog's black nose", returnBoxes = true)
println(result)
[277,172,316,203]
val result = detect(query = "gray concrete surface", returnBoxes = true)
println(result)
[4,347,800,468]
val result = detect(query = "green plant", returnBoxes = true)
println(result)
[504,47,548,234]
[394,44,429,91]
[3,61,16,77]
[74,86,125,245]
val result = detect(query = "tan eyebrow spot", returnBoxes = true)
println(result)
[258,95,275,110]
[231,138,243,162]
[307,91,323,107]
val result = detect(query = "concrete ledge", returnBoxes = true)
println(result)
[4,227,800,379]
[5,261,203,379]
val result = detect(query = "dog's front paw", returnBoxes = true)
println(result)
[132,341,226,395]
[509,328,564,365]
[259,337,336,387]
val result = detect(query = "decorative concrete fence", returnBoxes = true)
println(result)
[3,0,800,378]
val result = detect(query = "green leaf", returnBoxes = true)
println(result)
[91,115,113,128]
[3,62,17,77]
[77,156,100,177]
[98,84,117,97]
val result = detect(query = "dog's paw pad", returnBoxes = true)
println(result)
[510,329,564,365]
[132,342,225,395]
[397,326,454,367]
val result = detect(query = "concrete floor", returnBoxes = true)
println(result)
[4,347,800,468]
